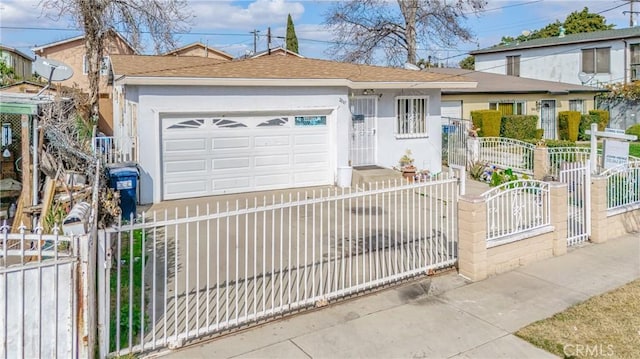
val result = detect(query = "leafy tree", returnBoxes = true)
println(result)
[459,55,474,70]
[499,7,614,45]
[286,14,299,54]
[40,0,192,121]
[324,0,486,65]
[0,61,16,86]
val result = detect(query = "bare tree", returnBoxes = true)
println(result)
[39,0,192,121]
[325,0,486,65]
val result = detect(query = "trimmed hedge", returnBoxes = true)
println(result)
[558,111,581,142]
[626,124,640,141]
[471,110,501,137]
[501,115,538,140]
[535,128,544,139]
[578,114,597,141]
[589,109,610,131]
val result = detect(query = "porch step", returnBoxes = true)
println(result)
[352,166,404,189]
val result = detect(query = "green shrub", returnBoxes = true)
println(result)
[501,115,539,140]
[578,114,598,141]
[589,109,610,131]
[558,111,581,142]
[625,124,640,141]
[471,110,501,137]
[535,128,544,140]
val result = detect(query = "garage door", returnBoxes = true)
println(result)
[441,101,462,120]
[162,115,331,200]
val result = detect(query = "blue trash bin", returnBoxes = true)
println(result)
[108,166,139,220]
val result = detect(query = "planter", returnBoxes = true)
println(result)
[402,166,416,182]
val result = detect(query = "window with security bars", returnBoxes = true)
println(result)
[631,44,640,81]
[506,55,520,76]
[489,101,525,115]
[396,97,428,136]
[569,99,585,114]
[581,47,610,74]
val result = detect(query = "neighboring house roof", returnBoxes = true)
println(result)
[0,45,35,62]
[163,42,233,60]
[32,30,136,54]
[110,54,476,89]
[471,27,640,55]
[427,68,604,94]
[0,80,49,93]
[251,47,303,58]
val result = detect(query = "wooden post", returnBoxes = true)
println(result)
[12,114,32,232]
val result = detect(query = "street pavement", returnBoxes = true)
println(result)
[154,232,640,359]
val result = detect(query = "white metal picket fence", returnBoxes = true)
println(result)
[602,161,640,212]
[0,224,78,358]
[481,180,550,244]
[93,136,138,164]
[477,138,534,175]
[559,162,591,246]
[97,178,459,357]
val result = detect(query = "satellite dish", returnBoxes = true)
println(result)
[33,57,74,82]
[578,71,594,85]
[404,62,420,71]
[522,30,531,37]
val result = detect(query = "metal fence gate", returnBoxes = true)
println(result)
[349,96,377,166]
[559,162,590,246]
[442,117,470,167]
[97,177,459,357]
[0,228,78,358]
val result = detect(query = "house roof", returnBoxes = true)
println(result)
[110,54,476,89]
[163,42,233,60]
[32,30,136,54]
[426,68,604,94]
[471,27,640,55]
[251,47,304,58]
[0,45,35,62]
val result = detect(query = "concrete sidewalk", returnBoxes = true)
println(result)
[159,234,639,359]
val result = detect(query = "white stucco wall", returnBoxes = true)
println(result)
[374,89,442,174]
[475,37,640,85]
[118,85,443,203]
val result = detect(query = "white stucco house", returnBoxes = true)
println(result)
[109,55,475,203]
[472,27,640,86]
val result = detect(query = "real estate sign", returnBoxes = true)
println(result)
[603,139,629,169]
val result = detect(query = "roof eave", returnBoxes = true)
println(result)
[471,33,640,55]
[114,76,477,89]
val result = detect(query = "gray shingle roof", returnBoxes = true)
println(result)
[425,68,605,94]
[471,27,640,55]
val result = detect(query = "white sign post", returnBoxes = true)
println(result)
[586,123,637,172]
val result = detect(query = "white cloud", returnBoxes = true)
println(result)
[0,0,71,27]
[189,0,305,30]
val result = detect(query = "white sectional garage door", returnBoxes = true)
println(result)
[162,115,331,200]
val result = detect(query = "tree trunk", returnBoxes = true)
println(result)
[398,0,418,65]
[79,0,105,122]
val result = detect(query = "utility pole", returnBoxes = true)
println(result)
[631,0,635,27]
[267,27,271,55]
[250,29,260,54]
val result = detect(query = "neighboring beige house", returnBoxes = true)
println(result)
[32,31,136,135]
[0,45,34,81]
[252,47,303,58]
[164,42,233,61]
[427,67,605,140]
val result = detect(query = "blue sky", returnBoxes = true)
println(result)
[0,0,632,66]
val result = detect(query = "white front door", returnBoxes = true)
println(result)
[349,96,377,166]
[161,115,331,200]
[540,100,557,139]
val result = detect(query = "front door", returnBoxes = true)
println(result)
[540,100,557,139]
[349,96,377,166]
